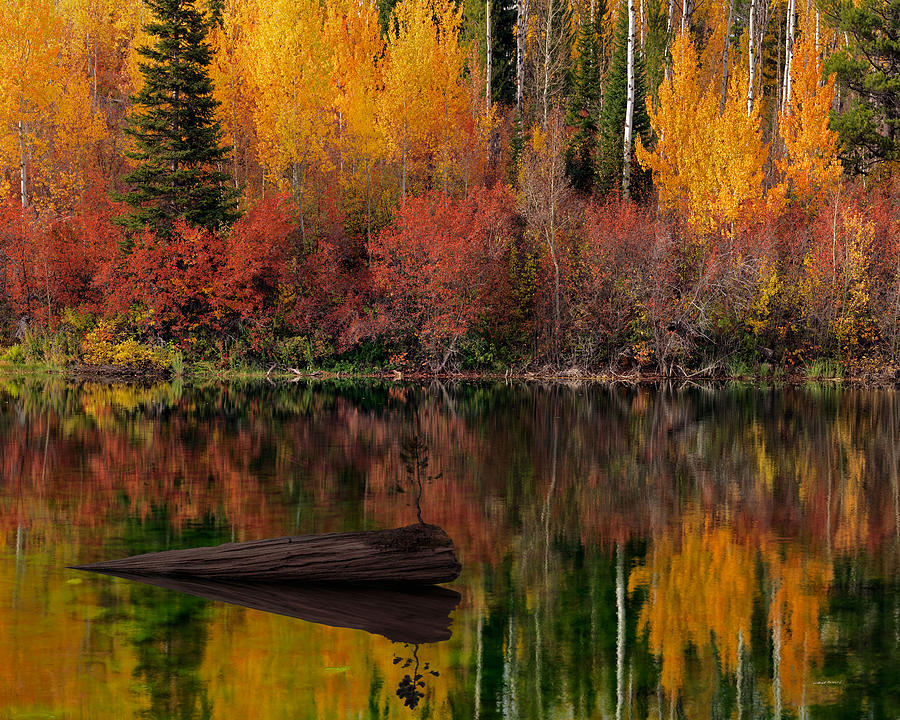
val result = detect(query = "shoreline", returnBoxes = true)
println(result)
[2,360,898,387]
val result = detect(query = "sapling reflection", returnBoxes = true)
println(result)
[399,435,441,524]
[393,643,440,710]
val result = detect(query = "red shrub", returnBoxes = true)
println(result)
[0,192,122,324]
[368,185,519,367]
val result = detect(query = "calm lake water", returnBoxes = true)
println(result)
[1,378,898,719]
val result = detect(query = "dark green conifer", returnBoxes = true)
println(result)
[596,10,652,198]
[116,0,239,236]
[820,0,900,175]
[565,0,606,192]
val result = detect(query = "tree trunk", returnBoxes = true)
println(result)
[775,11,783,127]
[616,543,626,720]
[782,0,796,112]
[517,0,529,122]
[665,0,676,80]
[623,0,636,198]
[720,0,733,114]
[486,0,492,114]
[72,523,461,585]
[17,120,27,210]
[747,0,756,115]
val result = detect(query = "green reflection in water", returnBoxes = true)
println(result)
[0,379,899,719]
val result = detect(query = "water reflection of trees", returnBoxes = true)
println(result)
[3,380,899,561]
[2,379,900,717]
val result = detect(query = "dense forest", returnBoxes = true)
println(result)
[0,0,898,376]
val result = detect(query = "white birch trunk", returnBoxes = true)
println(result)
[18,120,27,210]
[747,0,756,116]
[623,0,636,198]
[680,0,693,33]
[816,10,820,56]
[783,0,796,112]
[486,0,492,114]
[542,0,555,127]
[516,0,529,122]
[665,0,676,80]
[616,544,626,720]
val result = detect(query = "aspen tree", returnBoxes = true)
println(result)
[623,0,636,197]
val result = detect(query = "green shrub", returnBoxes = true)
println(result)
[1,343,24,365]
[805,358,844,380]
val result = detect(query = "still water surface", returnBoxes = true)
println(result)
[0,379,898,719]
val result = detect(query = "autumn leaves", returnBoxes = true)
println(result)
[234,0,471,220]
[639,4,841,231]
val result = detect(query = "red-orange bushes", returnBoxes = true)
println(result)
[217,195,295,343]
[794,183,900,361]
[0,194,121,324]
[99,196,299,344]
[46,194,123,314]
[576,197,659,363]
[100,221,226,338]
[286,231,373,355]
[368,185,519,368]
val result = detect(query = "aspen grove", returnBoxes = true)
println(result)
[0,0,899,376]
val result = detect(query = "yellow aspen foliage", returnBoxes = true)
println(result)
[209,0,259,196]
[636,33,768,232]
[325,0,386,191]
[59,0,145,72]
[801,211,877,360]
[695,0,731,88]
[773,17,842,210]
[42,48,105,210]
[378,0,468,202]
[247,0,332,200]
[0,0,102,211]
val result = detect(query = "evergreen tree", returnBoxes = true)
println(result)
[596,9,651,198]
[565,0,606,192]
[116,0,239,236]
[820,0,900,175]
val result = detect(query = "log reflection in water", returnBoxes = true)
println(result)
[83,571,461,643]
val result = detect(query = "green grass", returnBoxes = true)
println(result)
[805,358,844,380]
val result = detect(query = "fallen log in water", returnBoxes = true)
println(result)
[81,573,460,643]
[71,523,461,585]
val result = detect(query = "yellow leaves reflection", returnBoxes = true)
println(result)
[767,548,832,707]
[630,517,832,714]
[629,517,756,696]
[0,538,140,718]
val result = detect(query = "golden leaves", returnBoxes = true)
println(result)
[636,33,768,233]
[773,15,842,210]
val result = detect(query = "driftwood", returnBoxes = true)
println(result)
[87,572,460,643]
[71,523,461,585]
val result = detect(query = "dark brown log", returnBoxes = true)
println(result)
[83,573,460,643]
[70,523,461,585]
